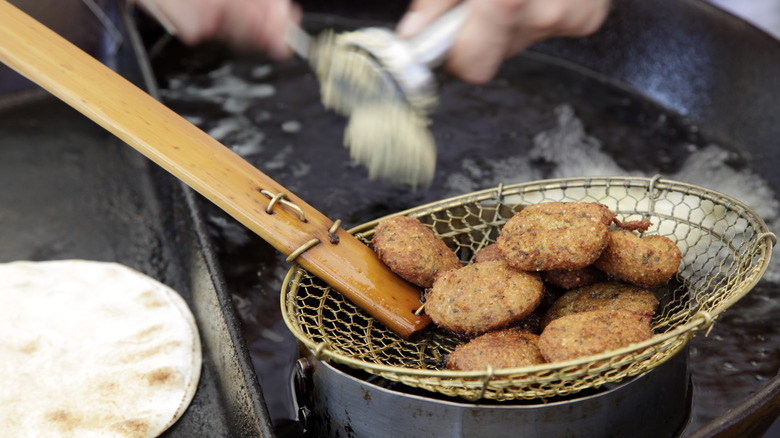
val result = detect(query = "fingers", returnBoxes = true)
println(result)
[138,0,610,78]
[136,0,299,60]
[400,0,612,84]
[447,0,528,84]
[396,0,463,38]
[135,0,213,44]
[510,0,611,38]
[223,0,300,60]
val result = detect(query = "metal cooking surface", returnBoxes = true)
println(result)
[0,96,236,436]
[152,33,779,435]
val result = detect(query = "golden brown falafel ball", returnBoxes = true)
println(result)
[497,202,616,271]
[541,281,659,328]
[446,328,546,371]
[425,260,544,337]
[372,215,462,288]
[541,265,606,290]
[538,309,653,363]
[473,242,503,263]
[593,229,682,288]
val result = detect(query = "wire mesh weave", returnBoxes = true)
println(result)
[281,176,774,401]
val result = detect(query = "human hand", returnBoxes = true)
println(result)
[396,0,612,83]
[135,0,301,60]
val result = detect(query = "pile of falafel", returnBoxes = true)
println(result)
[372,202,682,371]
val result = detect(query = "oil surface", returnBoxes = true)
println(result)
[154,39,779,435]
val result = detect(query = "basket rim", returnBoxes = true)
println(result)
[349,175,773,235]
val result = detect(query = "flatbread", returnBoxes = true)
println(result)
[0,260,201,438]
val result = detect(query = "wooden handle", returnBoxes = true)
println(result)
[0,0,430,338]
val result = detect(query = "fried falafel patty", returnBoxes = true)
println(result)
[541,281,659,328]
[474,242,503,263]
[372,215,462,288]
[425,260,544,337]
[541,265,606,290]
[446,328,545,371]
[538,309,653,362]
[497,202,616,271]
[593,229,682,288]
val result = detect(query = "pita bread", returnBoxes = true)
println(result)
[0,260,201,438]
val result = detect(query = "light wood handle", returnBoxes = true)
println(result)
[0,0,430,338]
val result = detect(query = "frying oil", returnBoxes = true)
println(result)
[157,42,779,433]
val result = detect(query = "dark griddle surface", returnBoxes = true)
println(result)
[0,96,237,436]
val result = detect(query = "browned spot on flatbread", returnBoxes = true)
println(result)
[137,289,166,308]
[44,409,80,432]
[19,339,40,354]
[119,340,184,364]
[112,418,150,438]
[45,404,150,437]
[146,367,181,388]
[129,324,164,342]
[95,379,120,395]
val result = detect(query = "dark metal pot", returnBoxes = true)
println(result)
[294,349,691,438]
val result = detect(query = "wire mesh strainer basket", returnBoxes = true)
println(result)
[281,176,774,401]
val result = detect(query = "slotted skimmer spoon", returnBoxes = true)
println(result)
[286,4,468,114]
[285,6,468,188]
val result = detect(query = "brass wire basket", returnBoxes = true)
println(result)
[281,176,775,401]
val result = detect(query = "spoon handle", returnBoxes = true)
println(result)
[285,21,313,60]
[407,4,469,68]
